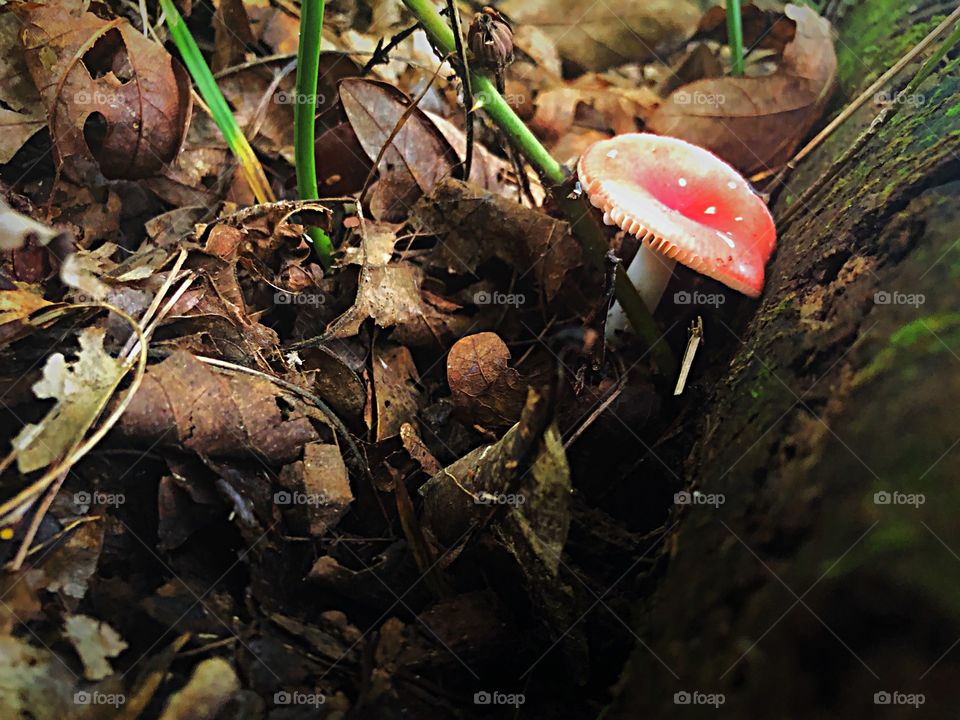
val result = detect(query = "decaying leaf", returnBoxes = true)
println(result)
[0,14,45,163]
[277,441,353,536]
[119,351,318,463]
[420,388,582,666]
[63,614,128,680]
[327,221,471,346]
[502,0,711,71]
[413,178,582,301]
[340,78,460,205]
[532,78,661,142]
[12,327,127,474]
[18,3,192,178]
[0,636,76,719]
[647,3,837,174]
[447,332,527,430]
[158,657,239,720]
[372,343,422,441]
[0,288,52,331]
[400,422,441,476]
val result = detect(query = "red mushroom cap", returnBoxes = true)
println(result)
[577,133,776,297]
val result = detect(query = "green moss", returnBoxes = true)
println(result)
[853,314,960,387]
[836,5,947,94]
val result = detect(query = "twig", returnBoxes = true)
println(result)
[360,22,421,76]
[445,0,474,180]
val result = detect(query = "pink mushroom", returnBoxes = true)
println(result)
[577,133,776,337]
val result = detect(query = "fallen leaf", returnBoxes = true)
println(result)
[119,351,318,463]
[532,78,660,141]
[647,4,836,175]
[0,14,45,163]
[18,4,192,178]
[502,0,711,71]
[413,178,582,302]
[400,422,441,476]
[277,441,353,536]
[447,332,527,430]
[340,78,460,204]
[372,343,421,441]
[158,657,239,720]
[0,288,51,330]
[12,327,127,474]
[326,221,471,346]
[0,636,76,719]
[63,614,128,680]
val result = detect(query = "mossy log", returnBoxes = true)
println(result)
[608,1,960,717]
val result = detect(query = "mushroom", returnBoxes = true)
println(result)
[577,133,777,337]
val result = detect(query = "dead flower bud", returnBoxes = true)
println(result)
[468,7,514,72]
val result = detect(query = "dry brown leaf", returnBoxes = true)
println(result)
[212,0,255,72]
[400,422,441,476]
[502,0,711,71]
[372,343,421,441]
[0,14,45,163]
[18,4,192,179]
[413,179,581,302]
[447,332,527,430]
[340,78,459,203]
[532,78,660,142]
[119,351,318,463]
[327,221,471,346]
[647,4,836,175]
[277,441,352,536]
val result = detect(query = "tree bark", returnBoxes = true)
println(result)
[609,1,960,717]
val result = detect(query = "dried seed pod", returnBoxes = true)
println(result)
[468,7,514,71]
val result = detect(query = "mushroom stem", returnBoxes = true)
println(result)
[606,244,675,339]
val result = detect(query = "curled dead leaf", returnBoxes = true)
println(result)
[447,332,527,430]
[18,4,192,179]
[119,351,318,463]
[647,4,836,175]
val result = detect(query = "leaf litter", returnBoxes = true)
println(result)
[0,0,840,717]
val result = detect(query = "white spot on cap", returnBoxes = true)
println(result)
[717,231,735,249]
[704,206,717,215]
[727,181,737,189]
[678,178,688,187]
[607,149,619,159]
[734,216,744,222]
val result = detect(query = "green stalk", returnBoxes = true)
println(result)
[159,0,275,205]
[295,0,335,266]
[400,0,674,374]
[727,0,745,76]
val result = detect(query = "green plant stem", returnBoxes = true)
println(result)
[727,0,745,76]
[399,0,674,374]
[159,0,274,205]
[295,0,335,266]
